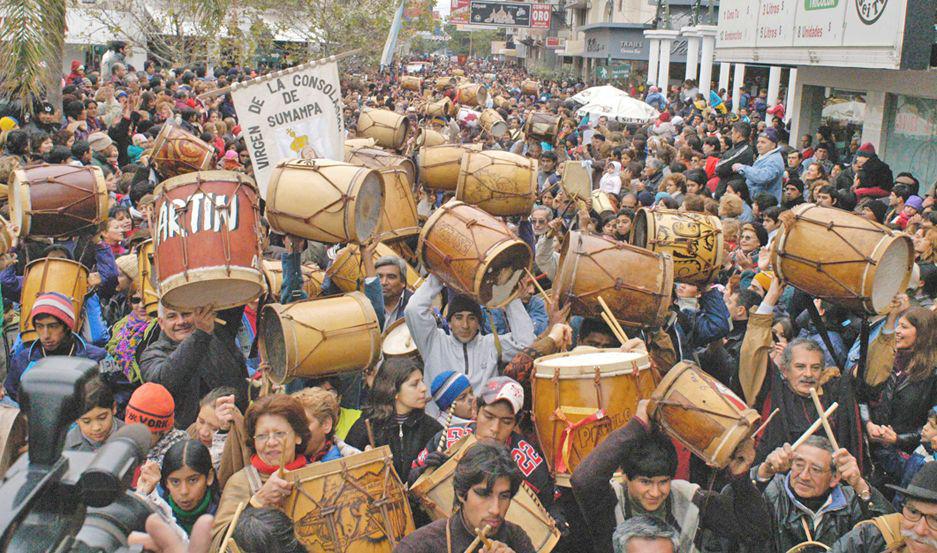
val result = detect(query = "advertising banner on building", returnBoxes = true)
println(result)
[468,1,551,29]
[450,0,471,24]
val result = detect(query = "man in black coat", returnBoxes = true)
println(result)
[715,121,755,198]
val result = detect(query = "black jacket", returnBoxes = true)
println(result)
[715,141,755,197]
[829,514,895,553]
[345,409,442,481]
[871,369,937,452]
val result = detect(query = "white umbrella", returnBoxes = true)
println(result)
[576,95,660,125]
[822,100,866,123]
[570,85,629,106]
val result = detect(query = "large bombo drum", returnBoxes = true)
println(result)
[631,208,724,285]
[20,257,88,343]
[480,109,508,138]
[417,143,482,191]
[648,362,761,468]
[344,145,416,187]
[524,113,560,144]
[137,240,159,317]
[153,170,264,311]
[456,150,537,217]
[423,97,452,118]
[419,200,531,308]
[415,128,447,149]
[327,243,421,294]
[400,75,423,91]
[772,203,914,315]
[555,231,673,328]
[533,349,657,485]
[261,260,324,301]
[259,291,381,383]
[410,435,561,553]
[456,83,487,106]
[9,164,108,238]
[357,108,410,151]
[266,159,384,244]
[150,121,214,178]
[283,446,415,553]
[521,80,540,97]
[375,168,420,244]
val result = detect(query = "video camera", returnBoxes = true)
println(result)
[0,357,155,552]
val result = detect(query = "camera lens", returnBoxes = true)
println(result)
[71,492,152,553]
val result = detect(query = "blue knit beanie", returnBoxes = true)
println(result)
[431,371,472,412]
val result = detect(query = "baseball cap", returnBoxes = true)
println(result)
[480,376,524,415]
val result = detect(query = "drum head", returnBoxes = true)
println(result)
[481,241,532,307]
[631,208,650,248]
[382,319,416,356]
[872,236,914,313]
[354,171,384,242]
[8,173,25,236]
[491,121,508,137]
[539,350,645,368]
[260,307,289,383]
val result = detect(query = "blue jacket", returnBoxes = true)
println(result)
[483,295,549,337]
[672,287,731,360]
[5,334,109,402]
[738,148,785,202]
[645,92,668,111]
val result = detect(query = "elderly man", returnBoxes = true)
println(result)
[139,304,247,428]
[733,128,785,202]
[405,275,535,417]
[612,516,679,553]
[831,461,937,552]
[754,436,892,552]
[374,255,411,329]
[739,278,862,463]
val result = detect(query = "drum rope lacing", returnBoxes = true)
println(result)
[266,161,360,243]
[278,300,378,374]
[775,212,884,302]
[289,455,407,548]
[24,168,104,230]
[422,205,525,298]
[375,169,420,241]
[458,154,537,204]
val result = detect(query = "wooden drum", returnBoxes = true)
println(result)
[259,291,381,383]
[434,76,458,91]
[150,121,214,178]
[648,362,761,468]
[631,208,724,285]
[9,164,108,238]
[772,203,914,315]
[415,128,447,149]
[533,349,657,485]
[456,150,537,217]
[417,143,482,191]
[480,109,508,138]
[344,145,416,187]
[357,108,410,151]
[525,113,561,144]
[521,80,540,97]
[137,239,159,317]
[284,446,414,552]
[423,97,452,118]
[20,257,88,343]
[153,170,264,311]
[327,243,421,294]
[0,407,26,477]
[554,231,673,328]
[400,75,423,91]
[560,161,592,203]
[410,435,560,553]
[456,83,487,107]
[419,200,531,308]
[266,159,384,244]
[376,168,420,244]
[261,260,324,301]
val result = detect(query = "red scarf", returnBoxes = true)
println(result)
[250,453,307,475]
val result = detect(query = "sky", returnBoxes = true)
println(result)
[435,0,451,17]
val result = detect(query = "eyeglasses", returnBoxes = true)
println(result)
[791,459,830,476]
[130,296,143,304]
[529,218,548,224]
[254,431,290,444]
[903,504,937,531]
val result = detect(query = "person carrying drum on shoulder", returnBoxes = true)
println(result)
[751,436,891,552]
[404,274,535,417]
[739,277,862,464]
[570,388,771,553]
[4,292,109,404]
[138,301,248,429]
[395,441,536,553]
[408,377,559,523]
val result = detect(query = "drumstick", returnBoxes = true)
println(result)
[751,408,780,439]
[597,296,629,343]
[277,443,291,479]
[464,524,492,553]
[219,501,246,553]
[214,318,227,326]
[524,268,553,308]
[809,388,840,451]
[601,312,626,345]
[791,402,838,450]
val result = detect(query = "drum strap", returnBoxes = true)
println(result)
[856,317,871,384]
[244,466,263,495]
[804,300,845,372]
[486,311,503,359]
[553,407,606,474]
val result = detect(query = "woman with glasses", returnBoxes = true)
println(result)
[210,394,311,549]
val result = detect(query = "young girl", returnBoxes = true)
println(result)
[137,439,220,536]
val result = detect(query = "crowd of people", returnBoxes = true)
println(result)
[1,43,936,553]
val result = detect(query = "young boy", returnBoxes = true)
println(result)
[125,382,188,465]
[430,370,476,426]
[65,375,124,451]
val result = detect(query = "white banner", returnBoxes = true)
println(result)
[231,60,344,197]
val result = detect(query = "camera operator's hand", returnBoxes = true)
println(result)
[252,471,293,507]
[136,460,161,495]
[129,513,213,553]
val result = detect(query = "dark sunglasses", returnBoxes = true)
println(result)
[130,296,143,304]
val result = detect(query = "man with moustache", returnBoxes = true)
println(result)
[753,436,892,552]
[738,278,863,464]
[374,255,412,329]
[396,442,535,553]
[831,461,937,553]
